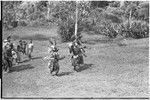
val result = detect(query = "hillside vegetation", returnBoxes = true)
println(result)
[2,1,149,41]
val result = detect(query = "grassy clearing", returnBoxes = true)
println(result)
[2,27,149,97]
[3,26,58,41]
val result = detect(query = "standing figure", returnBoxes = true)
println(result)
[3,40,10,51]
[3,35,12,51]
[7,35,11,43]
[18,40,23,51]
[68,38,86,72]
[2,37,13,72]
[2,40,9,72]
[27,40,34,60]
[17,40,27,55]
[17,40,24,62]
[44,39,65,76]
[3,43,13,72]
[22,41,27,55]
[10,42,21,65]
[10,43,17,65]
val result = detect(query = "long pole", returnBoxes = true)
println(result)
[75,0,78,38]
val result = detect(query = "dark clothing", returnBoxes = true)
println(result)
[17,41,27,54]
[70,44,84,67]
[3,48,13,71]
[75,39,82,46]
[17,45,21,52]
[71,55,83,67]
[4,48,12,59]
[22,42,27,54]
[10,43,14,49]
[5,57,12,70]
[70,45,82,56]
[48,52,60,75]
[49,58,59,74]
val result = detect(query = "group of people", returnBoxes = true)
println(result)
[44,36,86,76]
[2,35,86,75]
[2,36,34,73]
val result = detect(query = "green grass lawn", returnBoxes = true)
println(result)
[2,26,149,98]
[3,25,58,41]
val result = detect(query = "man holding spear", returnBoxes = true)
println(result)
[43,39,65,76]
[68,0,87,72]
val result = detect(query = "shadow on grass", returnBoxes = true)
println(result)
[57,72,72,77]
[20,59,30,63]
[57,64,94,76]
[19,56,42,63]
[77,63,93,72]
[9,64,34,73]
[32,56,43,60]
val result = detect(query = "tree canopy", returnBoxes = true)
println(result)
[2,1,149,41]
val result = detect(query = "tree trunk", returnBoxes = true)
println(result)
[129,9,132,28]
[47,1,51,20]
[129,9,132,20]
[75,1,78,37]
[120,1,124,8]
[127,9,132,37]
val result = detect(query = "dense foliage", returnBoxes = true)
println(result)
[2,1,149,41]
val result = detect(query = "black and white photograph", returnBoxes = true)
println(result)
[1,0,149,99]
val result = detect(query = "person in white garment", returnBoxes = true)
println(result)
[27,39,34,60]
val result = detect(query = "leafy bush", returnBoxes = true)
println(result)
[121,20,149,38]
[18,20,28,26]
[130,20,149,38]
[28,18,51,27]
[3,1,149,40]
[57,19,84,42]
[57,24,71,42]
[102,22,119,38]
[91,20,119,38]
